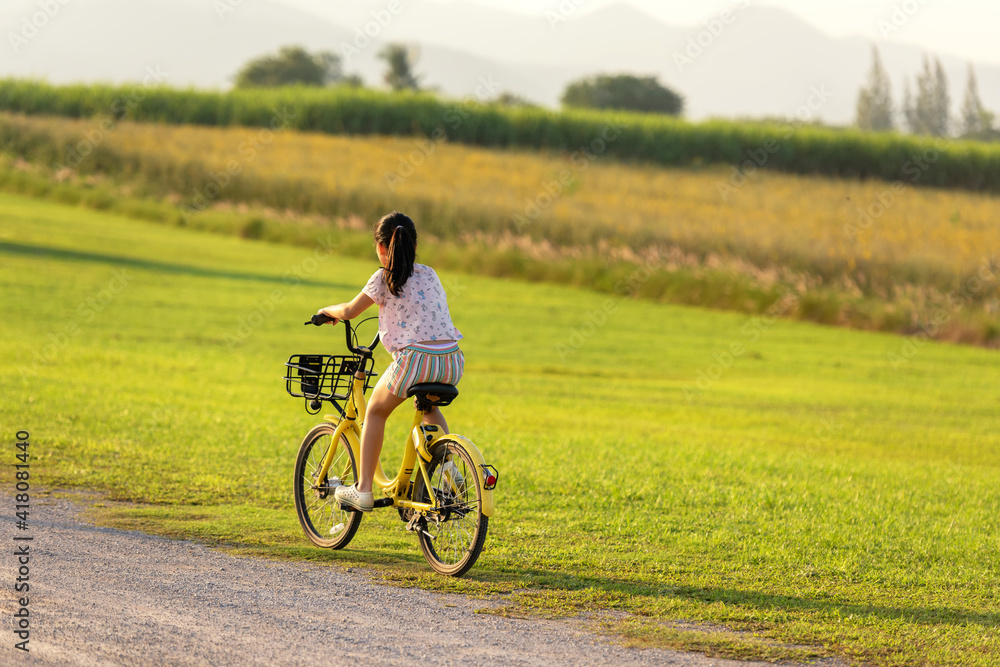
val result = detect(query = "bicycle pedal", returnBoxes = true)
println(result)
[405,514,438,540]
[338,497,391,512]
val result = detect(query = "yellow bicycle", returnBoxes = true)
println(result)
[284,316,498,576]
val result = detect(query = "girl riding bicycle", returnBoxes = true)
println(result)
[317,211,464,512]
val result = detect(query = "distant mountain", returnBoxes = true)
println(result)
[0,0,576,105]
[351,0,1000,124]
[1,0,353,88]
[661,5,1000,123]
[1,0,997,125]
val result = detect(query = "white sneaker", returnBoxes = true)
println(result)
[334,484,374,512]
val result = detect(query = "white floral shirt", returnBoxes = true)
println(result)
[362,264,463,354]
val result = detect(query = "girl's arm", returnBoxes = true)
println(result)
[318,291,374,324]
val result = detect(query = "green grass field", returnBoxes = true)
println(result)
[2,192,999,665]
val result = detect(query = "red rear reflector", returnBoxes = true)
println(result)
[480,464,499,490]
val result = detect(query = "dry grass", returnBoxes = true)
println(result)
[29,115,998,281]
[3,112,999,341]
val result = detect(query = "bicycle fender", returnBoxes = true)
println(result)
[432,434,496,518]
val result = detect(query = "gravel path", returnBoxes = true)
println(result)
[3,496,826,666]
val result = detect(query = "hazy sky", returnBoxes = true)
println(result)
[476,0,999,65]
[284,0,1000,66]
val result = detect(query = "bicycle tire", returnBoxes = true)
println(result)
[412,438,489,576]
[293,423,363,549]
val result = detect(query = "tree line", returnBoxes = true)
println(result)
[230,43,997,144]
[856,46,997,142]
[234,44,684,116]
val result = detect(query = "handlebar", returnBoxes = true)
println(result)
[303,315,380,356]
[304,313,335,326]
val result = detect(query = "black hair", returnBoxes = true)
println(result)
[374,211,417,297]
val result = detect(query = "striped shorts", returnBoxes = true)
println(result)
[385,342,465,398]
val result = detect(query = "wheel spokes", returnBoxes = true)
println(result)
[301,434,355,536]
[422,446,482,565]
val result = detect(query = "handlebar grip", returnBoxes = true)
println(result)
[305,314,336,326]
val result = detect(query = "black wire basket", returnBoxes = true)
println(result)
[284,354,376,414]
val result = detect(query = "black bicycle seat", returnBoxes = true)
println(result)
[407,383,459,409]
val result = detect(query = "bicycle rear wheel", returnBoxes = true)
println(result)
[412,438,489,576]
[293,423,362,549]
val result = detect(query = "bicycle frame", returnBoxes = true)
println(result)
[314,364,496,518]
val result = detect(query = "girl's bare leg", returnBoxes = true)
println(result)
[357,374,405,493]
[422,405,449,433]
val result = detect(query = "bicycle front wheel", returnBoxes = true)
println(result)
[412,438,489,576]
[293,423,362,549]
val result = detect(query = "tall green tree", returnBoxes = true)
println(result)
[932,58,951,136]
[234,46,348,88]
[959,63,997,140]
[856,46,894,131]
[561,74,683,116]
[378,44,422,92]
[903,55,951,137]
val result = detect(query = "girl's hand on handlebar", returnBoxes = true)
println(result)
[304,312,339,326]
[318,308,340,325]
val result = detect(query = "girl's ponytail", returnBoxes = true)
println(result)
[374,211,417,296]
